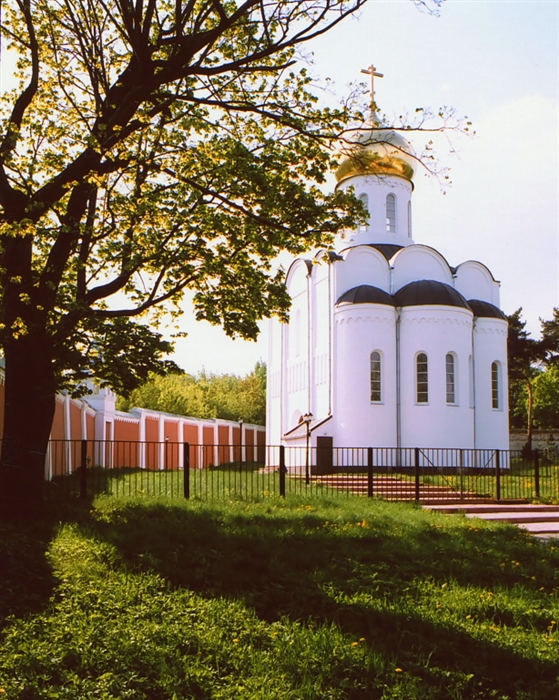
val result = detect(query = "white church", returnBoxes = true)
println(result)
[266,67,509,457]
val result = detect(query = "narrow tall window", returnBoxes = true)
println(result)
[386,194,396,232]
[491,362,500,409]
[408,200,412,237]
[359,193,369,231]
[370,351,381,402]
[416,353,428,403]
[446,353,456,404]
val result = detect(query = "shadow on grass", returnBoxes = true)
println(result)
[77,499,559,698]
[0,516,59,627]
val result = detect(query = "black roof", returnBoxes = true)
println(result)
[336,281,498,314]
[367,243,404,261]
[467,299,507,321]
[336,285,396,306]
[394,280,471,310]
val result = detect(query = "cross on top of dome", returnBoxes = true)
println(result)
[360,63,383,109]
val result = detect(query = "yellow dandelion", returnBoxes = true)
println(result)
[395,668,403,673]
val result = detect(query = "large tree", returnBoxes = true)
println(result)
[507,309,544,452]
[0,0,448,516]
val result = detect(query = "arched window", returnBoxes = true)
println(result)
[491,362,500,409]
[446,353,456,404]
[386,193,396,233]
[359,193,369,231]
[370,351,382,402]
[416,353,428,403]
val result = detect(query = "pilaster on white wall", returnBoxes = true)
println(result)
[63,393,73,473]
[178,420,184,469]
[138,410,146,469]
[228,424,234,463]
[240,422,246,462]
[213,423,219,466]
[158,415,165,470]
[85,386,116,467]
[81,404,88,440]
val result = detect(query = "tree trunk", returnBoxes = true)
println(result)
[526,379,534,455]
[0,332,56,520]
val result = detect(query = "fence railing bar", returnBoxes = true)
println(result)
[41,440,559,504]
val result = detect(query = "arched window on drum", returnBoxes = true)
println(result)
[359,193,369,232]
[386,193,396,233]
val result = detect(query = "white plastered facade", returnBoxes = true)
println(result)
[266,137,509,453]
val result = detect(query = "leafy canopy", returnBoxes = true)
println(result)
[117,362,267,425]
[0,0,378,395]
[507,308,559,432]
[0,0,453,398]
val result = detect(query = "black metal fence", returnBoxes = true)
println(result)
[45,440,559,503]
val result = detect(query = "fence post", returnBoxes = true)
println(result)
[495,449,501,501]
[183,442,190,499]
[414,447,420,503]
[367,448,373,498]
[534,448,540,500]
[279,445,286,498]
[80,439,88,499]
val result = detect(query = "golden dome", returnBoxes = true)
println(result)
[335,127,416,184]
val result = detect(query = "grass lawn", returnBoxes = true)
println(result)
[1,495,558,699]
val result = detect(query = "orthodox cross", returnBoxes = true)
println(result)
[360,63,383,107]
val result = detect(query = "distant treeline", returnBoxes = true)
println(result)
[117,362,266,425]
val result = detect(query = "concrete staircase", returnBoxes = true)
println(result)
[424,503,559,540]
[306,474,479,502]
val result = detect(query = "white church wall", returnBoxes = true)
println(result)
[335,246,391,297]
[454,261,501,306]
[392,246,454,293]
[337,175,413,248]
[333,304,397,447]
[266,316,283,446]
[473,318,509,450]
[284,260,311,436]
[312,268,332,421]
[399,306,474,449]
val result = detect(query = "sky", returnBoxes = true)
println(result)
[173,0,559,376]
[1,0,558,376]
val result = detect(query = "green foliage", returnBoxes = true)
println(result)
[541,308,559,368]
[0,0,372,393]
[507,309,543,383]
[1,496,559,699]
[507,309,559,432]
[117,361,267,424]
[532,367,559,430]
